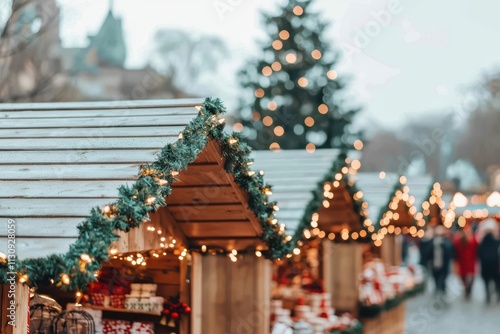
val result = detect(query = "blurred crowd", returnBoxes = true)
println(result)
[411,220,500,303]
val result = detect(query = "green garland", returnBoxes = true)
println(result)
[329,320,363,334]
[292,153,373,245]
[0,98,292,290]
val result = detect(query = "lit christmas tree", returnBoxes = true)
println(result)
[236,0,360,151]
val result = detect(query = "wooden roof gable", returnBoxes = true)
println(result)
[0,98,289,289]
[251,150,369,244]
[251,149,344,236]
[376,176,420,236]
[406,175,434,229]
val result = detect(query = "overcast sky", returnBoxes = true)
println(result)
[58,0,500,129]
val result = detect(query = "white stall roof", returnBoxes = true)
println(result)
[406,175,434,210]
[0,99,204,259]
[353,172,399,224]
[252,149,356,234]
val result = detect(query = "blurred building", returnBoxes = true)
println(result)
[60,4,190,101]
[0,0,189,102]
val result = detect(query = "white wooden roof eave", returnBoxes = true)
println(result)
[251,149,358,234]
[0,99,203,259]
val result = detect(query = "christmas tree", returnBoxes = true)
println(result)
[236,0,360,151]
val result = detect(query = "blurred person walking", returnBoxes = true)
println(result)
[453,225,478,299]
[419,226,433,268]
[429,226,454,296]
[477,218,500,303]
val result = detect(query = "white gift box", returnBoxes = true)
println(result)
[137,298,152,312]
[125,296,140,310]
[149,296,163,313]
[125,295,162,313]
[130,283,157,298]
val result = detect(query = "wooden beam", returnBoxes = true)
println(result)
[190,253,203,334]
[180,255,190,334]
[179,222,257,238]
[208,140,263,236]
[0,283,30,334]
[187,238,267,252]
[157,207,190,251]
[0,115,198,129]
[167,203,247,222]
[167,186,239,205]
[184,162,221,173]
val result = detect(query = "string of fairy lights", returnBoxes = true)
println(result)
[298,157,375,245]
[374,176,426,244]
[442,191,500,229]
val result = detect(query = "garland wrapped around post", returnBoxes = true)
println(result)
[0,98,293,290]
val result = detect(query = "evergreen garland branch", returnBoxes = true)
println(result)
[0,98,290,289]
[292,153,373,245]
[376,181,404,231]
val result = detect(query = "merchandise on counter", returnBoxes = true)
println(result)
[271,292,360,334]
[102,320,132,334]
[359,259,426,315]
[110,294,126,308]
[130,321,154,334]
[130,283,158,297]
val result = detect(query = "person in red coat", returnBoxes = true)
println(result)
[453,224,478,299]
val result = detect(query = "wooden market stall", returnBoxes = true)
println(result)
[0,98,289,334]
[443,191,500,229]
[373,176,420,267]
[252,150,365,333]
[295,156,373,315]
[354,172,403,266]
[351,173,415,334]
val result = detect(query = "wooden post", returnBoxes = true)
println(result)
[191,253,203,334]
[191,254,271,334]
[381,234,402,266]
[1,283,30,334]
[179,254,191,334]
[322,242,362,314]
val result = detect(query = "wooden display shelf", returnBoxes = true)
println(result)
[84,304,161,316]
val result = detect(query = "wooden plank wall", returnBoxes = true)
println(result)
[362,303,406,334]
[323,242,362,314]
[0,283,30,334]
[115,206,172,254]
[381,234,403,266]
[192,255,271,334]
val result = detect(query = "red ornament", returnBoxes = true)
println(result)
[162,309,170,316]
[184,307,191,314]
[171,312,179,320]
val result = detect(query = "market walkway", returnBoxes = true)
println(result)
[405,275,500,333]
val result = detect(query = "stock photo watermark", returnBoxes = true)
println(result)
[5,218,17,327]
